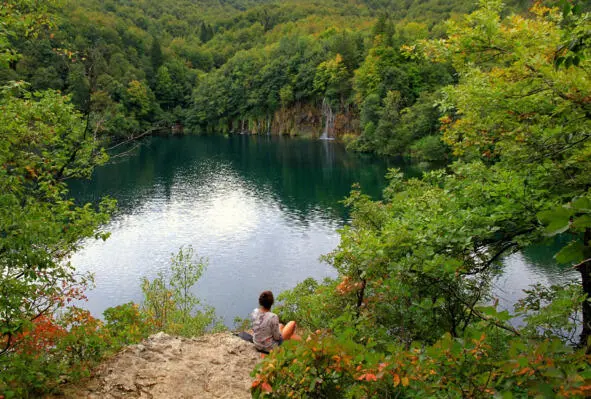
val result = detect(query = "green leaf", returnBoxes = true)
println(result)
[536,383,556,398]
[572,56,580,67]
[542,368,564,379]
[572,197,591,212]
[309,378,317,391]
[538,207,573,236]
[562,2,572,18]
[478,306,497,316]
[572,215,591,230]
[554,241,585,264]
[572,3,581,15]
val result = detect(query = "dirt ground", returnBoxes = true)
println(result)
[60,332,262,399]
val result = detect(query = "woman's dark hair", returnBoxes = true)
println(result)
[259,290,274,310]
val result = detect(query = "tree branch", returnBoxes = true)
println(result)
[107,127,160,152]
[412,270,521,336]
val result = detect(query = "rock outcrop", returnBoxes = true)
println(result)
[63,332,261,399]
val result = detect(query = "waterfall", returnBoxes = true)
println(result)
[321,97,335,140]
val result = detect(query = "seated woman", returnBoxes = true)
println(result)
[252,290,299,353]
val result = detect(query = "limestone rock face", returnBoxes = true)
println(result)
[66,332,261,399]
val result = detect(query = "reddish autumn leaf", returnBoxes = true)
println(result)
[356,373,378,382]
[261,382,273,393]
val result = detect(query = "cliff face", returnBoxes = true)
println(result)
[60,332,261,399]
[225,103,360,138]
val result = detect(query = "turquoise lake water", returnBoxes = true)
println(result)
[68,135,578,326]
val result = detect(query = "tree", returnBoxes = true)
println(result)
[0,86,115,358]
[199,22,214,43]
[154,65,174,110]
[313,53,350,107]
[124,79,156,119]
[425,0,591,346]
[150,37,163,74]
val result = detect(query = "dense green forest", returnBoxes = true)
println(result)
[2,0,591,397]
[1,0,540,159]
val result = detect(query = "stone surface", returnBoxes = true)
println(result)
[60,333,261,399]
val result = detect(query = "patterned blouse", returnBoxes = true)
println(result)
[252,308,282,352]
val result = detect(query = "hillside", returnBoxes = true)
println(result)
[2,0,531,158]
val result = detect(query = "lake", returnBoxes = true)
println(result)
[68,135,578,326]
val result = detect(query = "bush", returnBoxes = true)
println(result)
[103,302,152,346]
[252,325,591,398]
[410,134,448,161]
[0,308,113,397]
[275,277,346,332]
[140,246,225,337]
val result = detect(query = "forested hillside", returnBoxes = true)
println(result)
[2,0,537,158]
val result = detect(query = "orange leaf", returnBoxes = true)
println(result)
[261,382,273,393]
[357,373,377,381]
[393,374,401,387]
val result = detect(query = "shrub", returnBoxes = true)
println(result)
[140,246,225,337]
[252,326,591,398]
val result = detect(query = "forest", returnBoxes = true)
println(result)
[1,0,591,397]
[2,0,541,159]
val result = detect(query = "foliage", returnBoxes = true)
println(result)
[0,1,53,69]
[515,282,586,346]
[0,85,115,360]
[1,308,113,397]
[275,277,346,332]
[253,2,591,397]
[253,326,591,398]
[140,246,224,337]
[2,1,591,398]
[1,0,536,156]
[410,135,448,162]
[423,0,591,343]
[103,303,152,346]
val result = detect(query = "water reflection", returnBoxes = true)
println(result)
[69,135,572,325]
[73,136,401,222]
[69,135,398,324]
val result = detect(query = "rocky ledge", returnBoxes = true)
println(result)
[61,332,261,399]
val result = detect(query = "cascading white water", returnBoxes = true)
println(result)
[321,97,335,140]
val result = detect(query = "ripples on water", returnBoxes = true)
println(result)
[69,135,579,326]
[69,136,388,325]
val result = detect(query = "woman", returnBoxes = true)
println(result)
[252,290,298,352]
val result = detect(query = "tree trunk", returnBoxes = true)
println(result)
[578,227,591,352]
[356,278,366,318]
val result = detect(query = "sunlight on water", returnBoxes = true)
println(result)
[69,136,388,325]
[69,135,576,326]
